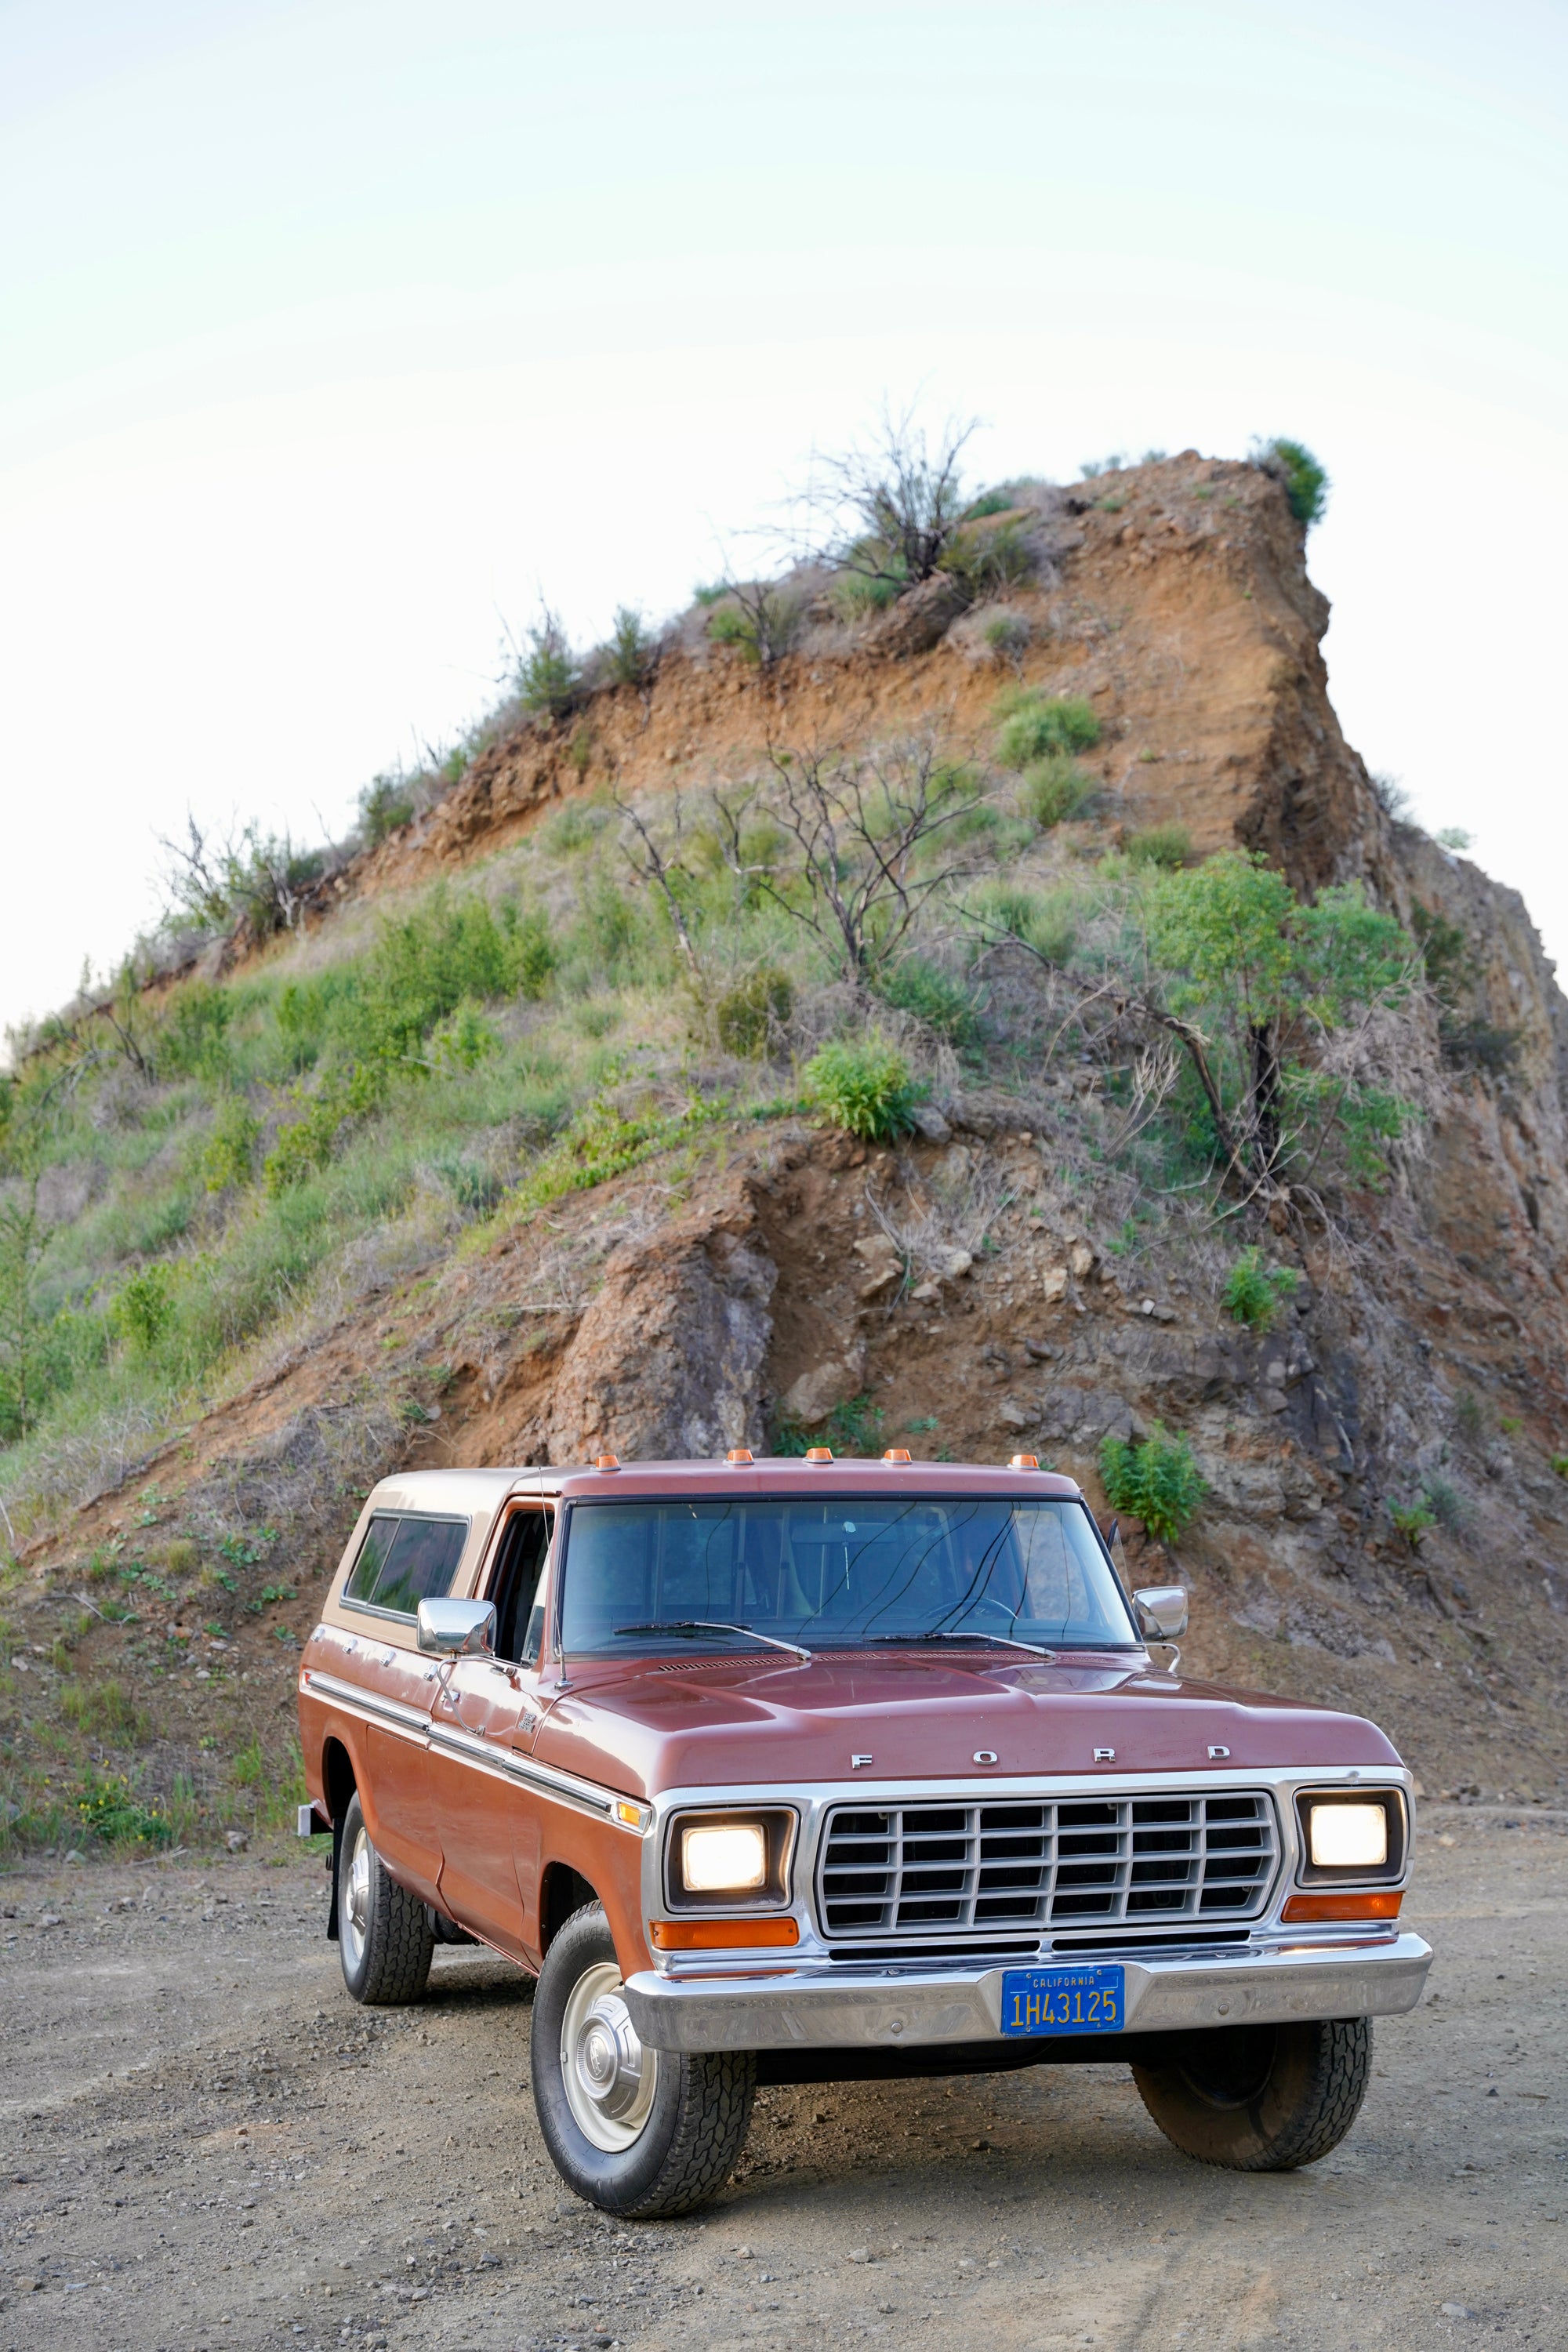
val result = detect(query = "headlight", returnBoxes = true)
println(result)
[1294,1788,1406,1885]
[1308,1802,1388,1869]
[664,1808,797,1910]
[681,1822,767,1894]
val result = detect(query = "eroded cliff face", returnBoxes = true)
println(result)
[21,455,1568,1802]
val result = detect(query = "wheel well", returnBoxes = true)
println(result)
[539,1863,598,1951]
[321,1737,356,1826]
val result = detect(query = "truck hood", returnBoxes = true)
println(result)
[532,1650,1404,1797]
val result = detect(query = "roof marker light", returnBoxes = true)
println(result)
[805,1446,833,1463]
[882,1447,912,1464]
[593,1454,621,1472]
[725,1448,754,1465]
[1010,1454,1041,1470]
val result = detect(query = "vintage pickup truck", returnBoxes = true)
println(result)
[296,1450,1430,2216]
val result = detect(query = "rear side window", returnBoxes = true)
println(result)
[344,1513,468,1617]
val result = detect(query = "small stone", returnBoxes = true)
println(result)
[1440,2303,1472,2319]
[38,1914,62,1930]
[971,2138,990,2151]
[225,1830,249,1853]
[1041,1267,1069,1303]
[908,1103,952,1144]
[848,2247,869,2263]
[64,1849,85,1864]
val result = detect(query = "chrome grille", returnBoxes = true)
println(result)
[817,1792,1278,1937]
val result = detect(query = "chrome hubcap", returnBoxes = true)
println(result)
[561,1961,658,2152]
[343,1828,372,1971]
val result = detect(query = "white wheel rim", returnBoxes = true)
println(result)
[343,1826,372,1972]
[560,1958,659,2153]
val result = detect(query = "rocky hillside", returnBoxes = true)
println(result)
[4,448,1566,1849]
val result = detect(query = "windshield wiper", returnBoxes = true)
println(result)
[612,1620,812,1664]
[862,1628,1059,1661]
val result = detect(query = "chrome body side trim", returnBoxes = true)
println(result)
[620,1929,1434,2053]
[299,1668,622,1825]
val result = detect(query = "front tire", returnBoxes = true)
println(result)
[1131,2016,1371,2170]
[532,1901,754,2216]
[337,1793,434,2005]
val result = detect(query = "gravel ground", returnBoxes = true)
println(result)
[1,1809,1564,2352]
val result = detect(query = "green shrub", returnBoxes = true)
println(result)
[1388,1499,1436,1552]
[429,1001,500,1075]
[1021,754,1094,828]
[1099,1425,1207,1546]
[830,570,902,621]
[517,610,580,718]
[706,586,804,667]
[970,884,1077,966]
[802,1039,927,1142]
[982,613,1031,660]
[1221,1247,1300,1331]
[543,801,610,855]
[510,1092,729,1216]
[716,970,793,1058]
[75,1767,173,1848]
[1126,824,1192,869]
[994,691,1101,770]
[111,1264,177,1356]
[157,983,233,1080]
[357,772,416,847]
[1421,1475,1468,1537]
[199,1098,261,1193]
[774,1392,886,1454]
[946,518,1034,597]
[962,490,1014,521]
[605,605,658,689]
[1254,437,1329,527]
[876,958,978,1044]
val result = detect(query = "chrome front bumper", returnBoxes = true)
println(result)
[621,1931,1432,2053]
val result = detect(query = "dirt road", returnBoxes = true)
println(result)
[2,1809,1564,2352]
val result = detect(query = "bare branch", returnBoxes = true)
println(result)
[612,789,701,974]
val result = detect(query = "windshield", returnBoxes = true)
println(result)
[558,1494,1137,1657]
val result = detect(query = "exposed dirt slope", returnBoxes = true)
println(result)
[9,452,1568,1817]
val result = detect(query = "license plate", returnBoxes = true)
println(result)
[1000,1963,1124,2036]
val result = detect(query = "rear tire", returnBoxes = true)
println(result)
[1131,2016,1371,2171]
[336,1792,434,2005]
[532,1901,754,2216]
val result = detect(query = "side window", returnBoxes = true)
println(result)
[344,1513,468,1617]
[486,1509,553,1665]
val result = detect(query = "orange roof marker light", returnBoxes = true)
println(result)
[725,1448,754,1465]
[805,1446,833,1464]
[593,1454,621,1472]
[1009,1454,1041,1471]
[882,1447,913,1465]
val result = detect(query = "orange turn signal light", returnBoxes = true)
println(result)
[805,1446,833,1463]
[593,1453,621,1472]
[1280,1890,1403,1924]
[1010,1454,1041,1470]
[650,1916,800,1951]
[883,1447,912,1464]
[725,1447,753,1465]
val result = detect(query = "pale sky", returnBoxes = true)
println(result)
[2,0,1565,1038]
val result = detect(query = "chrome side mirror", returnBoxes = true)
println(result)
[1133,1585,1189,1641]
[417,1597,497,1657]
